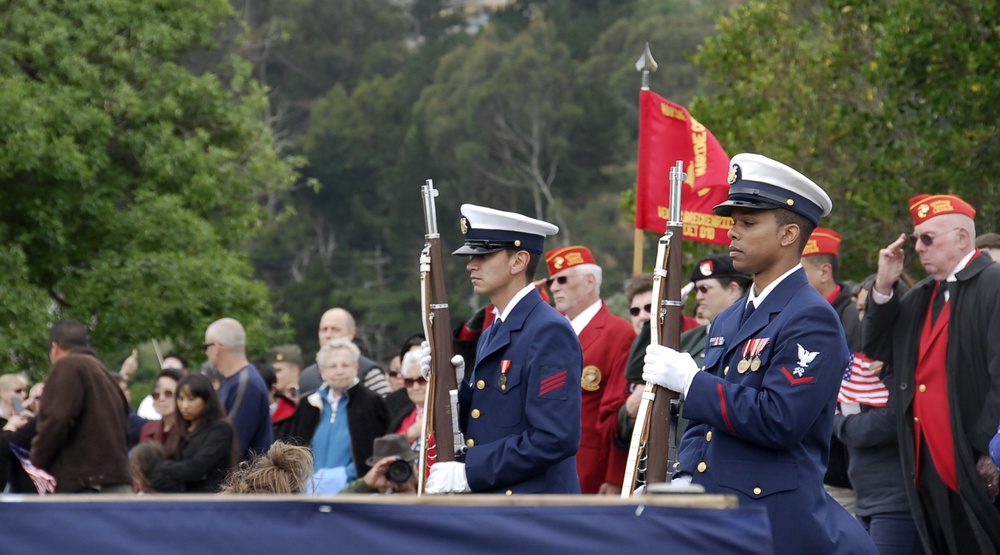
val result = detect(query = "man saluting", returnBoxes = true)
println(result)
[641,154,876,554]
[425,205,583,495]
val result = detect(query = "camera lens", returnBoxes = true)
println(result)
[386,459,413,484]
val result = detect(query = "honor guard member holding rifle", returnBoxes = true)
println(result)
[423,205,583,495]
[641,154,876,555]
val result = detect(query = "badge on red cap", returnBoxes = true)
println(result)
[803,227,841,257]
[545,246,597,277]
[909,194,976,226]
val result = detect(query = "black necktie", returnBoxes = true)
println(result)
[741,301,756,327]
[931,282,948,325]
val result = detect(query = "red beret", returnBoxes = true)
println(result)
[803,227,841,257]
[545,246,597,276]
[909,194,976,226]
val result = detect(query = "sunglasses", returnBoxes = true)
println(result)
[388,371,402,378]
[629,304,652,317]
[545,275,573,287]
[909,227,960,247]
[696,284,716,294]
[404,376,427,387]
[152,390,174,401]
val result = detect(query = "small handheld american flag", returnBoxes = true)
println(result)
[9,443,57,494]
[838,352,889,408]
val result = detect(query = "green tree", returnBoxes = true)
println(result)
[413,17,582,242]
[0,0,296,379]
[691,0,1000,279]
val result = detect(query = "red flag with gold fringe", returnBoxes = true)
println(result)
[635,90,732,245]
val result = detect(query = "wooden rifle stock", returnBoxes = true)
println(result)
[621,161,686,496]
[419,180,459,492]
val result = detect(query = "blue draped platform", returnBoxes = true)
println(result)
[1,494,772,554]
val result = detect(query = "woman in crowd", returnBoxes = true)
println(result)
[1,373,35,493]
[834,275,921,554]
[139,368,183,445]
[287,338,388,494]
[221,441,313,494]
[388,350,426,449]
[149,374,237,493]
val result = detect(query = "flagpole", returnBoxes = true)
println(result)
[633,43,658,276]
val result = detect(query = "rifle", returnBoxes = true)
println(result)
[418,179,461,495]
[621,161,686,497]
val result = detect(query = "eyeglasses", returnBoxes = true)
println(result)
[629,304,652,317]
[909,227,960,247]
[696,284,716,294]
[404,376,427,387]
[203,342,220,351]
[387,371,402,378]
[151,390,174,401]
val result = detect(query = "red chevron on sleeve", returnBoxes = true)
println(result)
[781,367,815,385]
[539,370,568,396]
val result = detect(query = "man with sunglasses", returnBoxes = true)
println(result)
[424,205,582,495]
[640,154,877,555]
[544,246,635,495]
[865,194,1000,553]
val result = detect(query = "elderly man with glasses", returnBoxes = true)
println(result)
[544,246,636,495]
[865,194,1000,553]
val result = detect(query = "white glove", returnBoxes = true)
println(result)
[642,344,700,396]
[419,341,466,383]
[450,354,466,383]
[420,341,432,380]
[425,461,471,494]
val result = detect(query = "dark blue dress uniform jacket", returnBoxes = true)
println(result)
[678,268,876,555]
[459,288,583,494]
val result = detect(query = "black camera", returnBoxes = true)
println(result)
[386,458,414,484]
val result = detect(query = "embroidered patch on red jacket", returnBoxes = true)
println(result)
[539,370,568,396]
[781,367,815,385]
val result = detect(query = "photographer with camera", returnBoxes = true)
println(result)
[340,434,418,494]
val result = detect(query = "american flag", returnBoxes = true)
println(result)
[838,352,889,407]
[8,443,57,494]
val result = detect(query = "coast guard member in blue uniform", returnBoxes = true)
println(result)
[641,154,877,554]
[425,205,583,495]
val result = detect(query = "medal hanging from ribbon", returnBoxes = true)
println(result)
[499,360,511,390]
[738,338,770,374]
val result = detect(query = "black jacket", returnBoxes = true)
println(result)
[864,252,1000,551]
[151,420,235,493]
[833,364,910,517]
[1,416,38,493]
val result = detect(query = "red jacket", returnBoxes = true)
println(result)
[575,302,635,493]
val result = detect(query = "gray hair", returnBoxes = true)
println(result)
[573,263,603,296]
[316,338,360,368]
[401,349,422,379]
